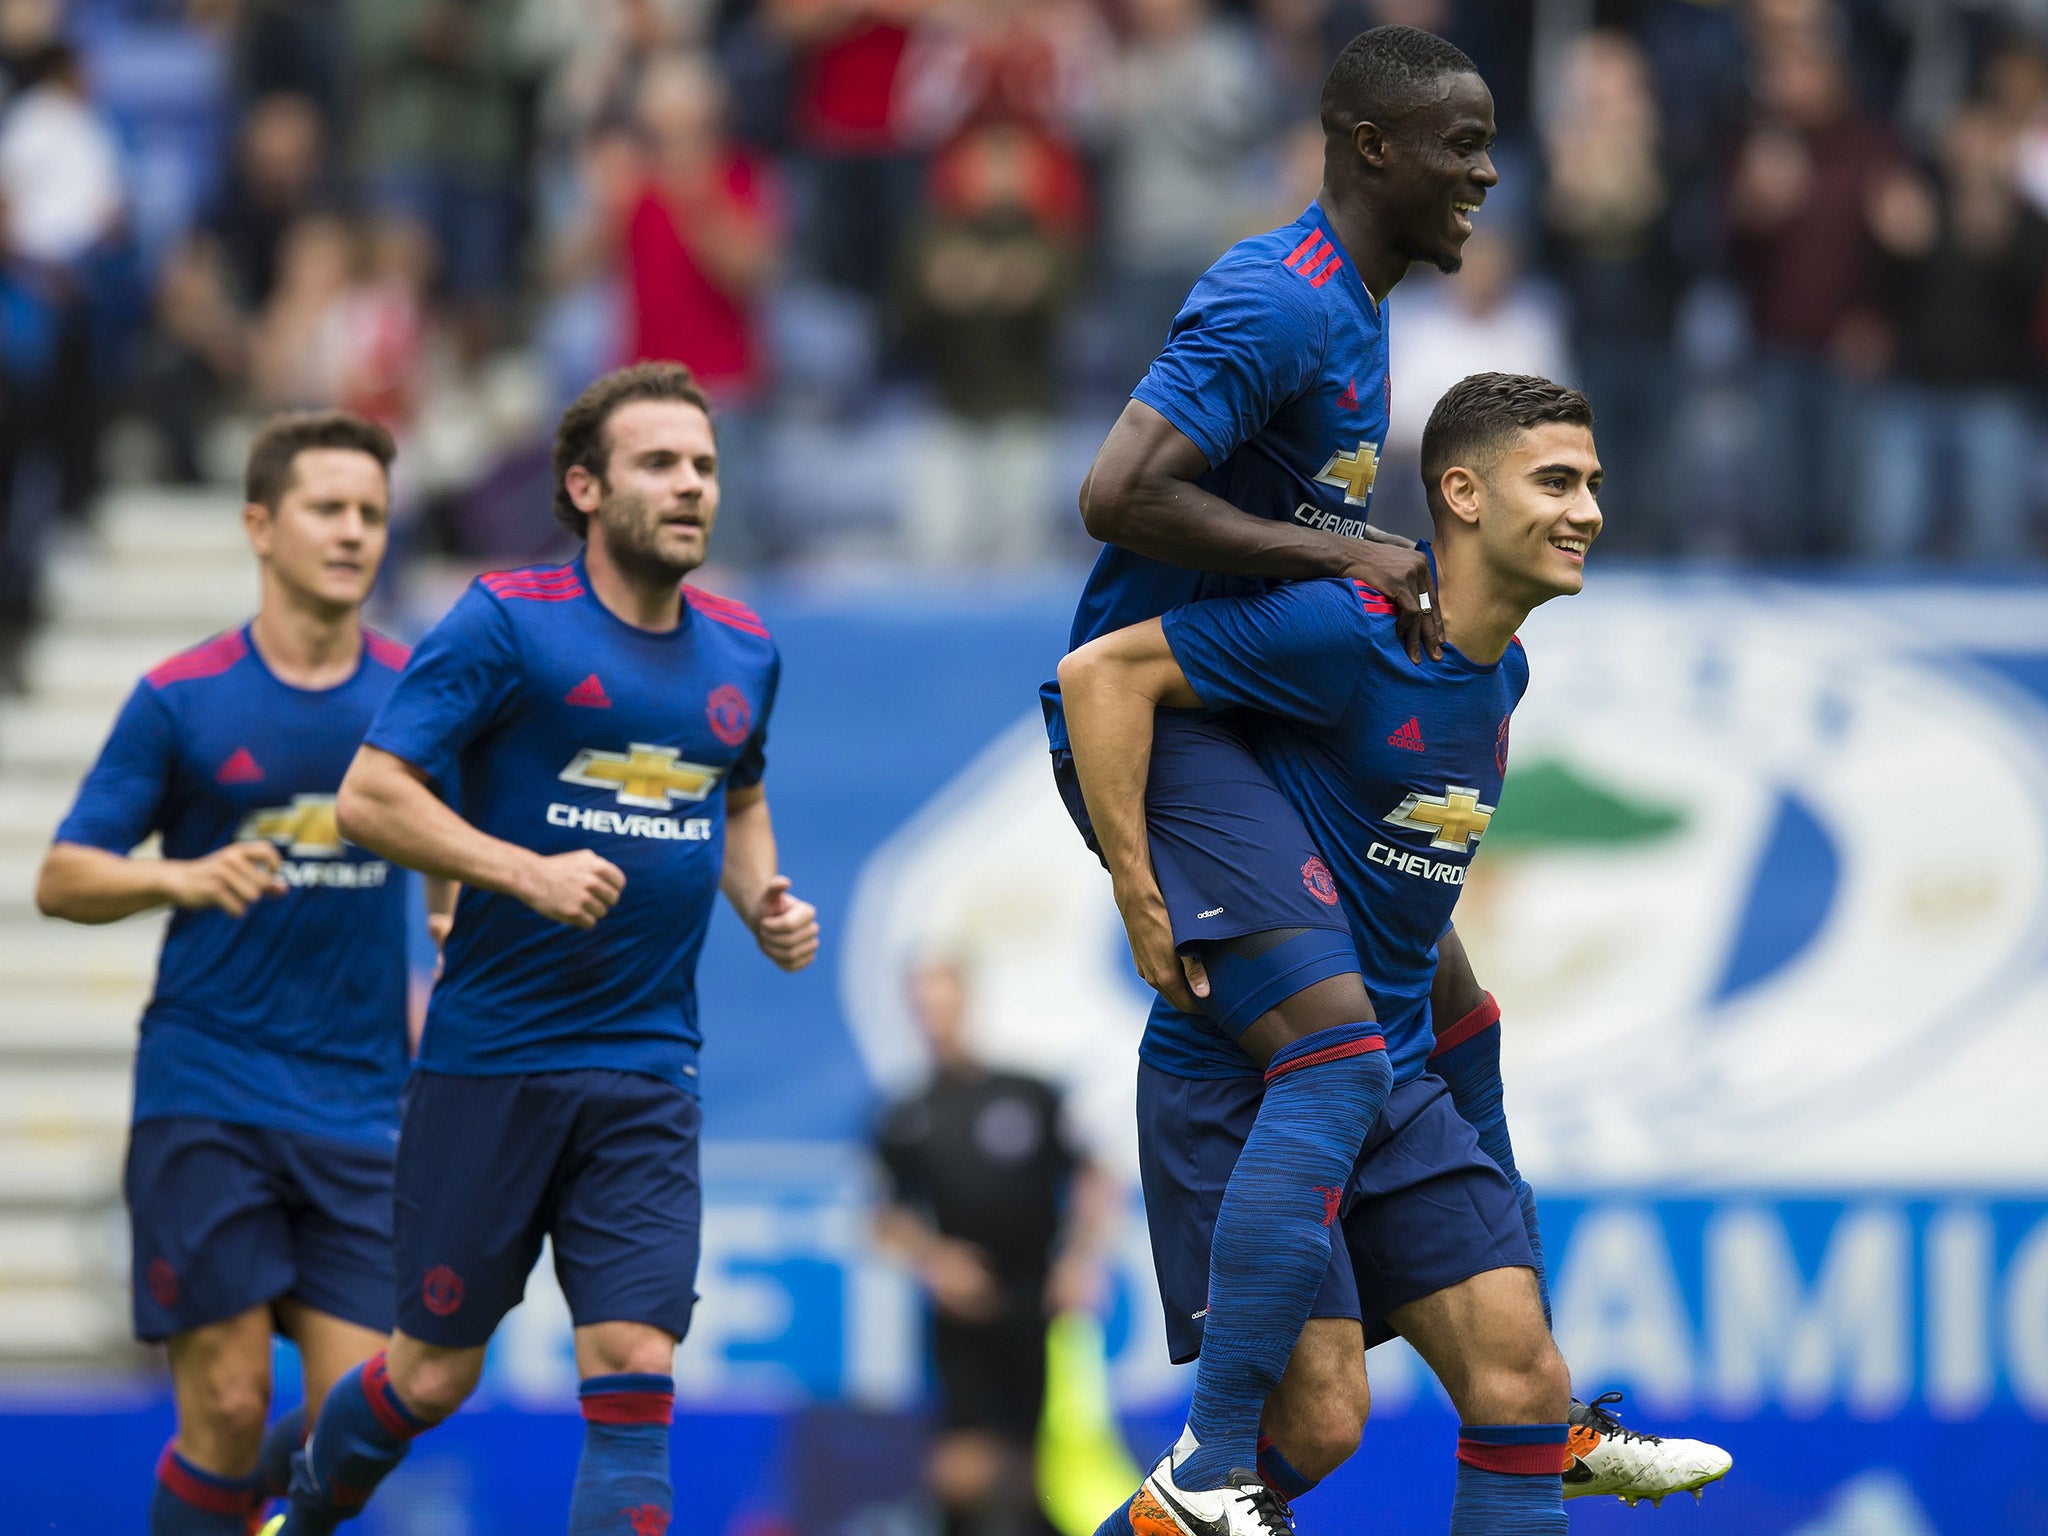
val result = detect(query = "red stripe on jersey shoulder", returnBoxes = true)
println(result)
[146,629,249,689]
[1282,230,1327,272]
[481,564,584,602]
[1350,580,1398,616]
[684,584,769,637]
[363,628,411,670]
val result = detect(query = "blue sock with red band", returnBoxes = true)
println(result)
[1255,1434,1318,1501]
[1431,997,1550,1327]
[1176,1021,1391,1492]
[150,1443,262,1534]
[1452,1424,1569,1534]
[256,1402,308,1498]
[281,1352,430,1533]
[568,1372,675,1536]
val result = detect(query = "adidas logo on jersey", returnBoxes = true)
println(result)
[1387,717,1426,753]
[215,746,264,783]
[565,673,612,708]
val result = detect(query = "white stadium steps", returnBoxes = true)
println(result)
[0,487,254,1368]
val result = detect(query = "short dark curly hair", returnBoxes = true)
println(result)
[1320,25,1479,140]
[244,411,395,511]
[552,361,714,539]
[1420,373,1594,501]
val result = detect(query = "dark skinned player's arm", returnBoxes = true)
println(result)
[1078,401,1443,661]
[1432,923,1489,1029]
[1057,618,1208,1012]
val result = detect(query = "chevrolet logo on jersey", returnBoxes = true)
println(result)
[236,795,346,857]
[1384,786,1494,852]
[1314,441,1381,505]
[559,743,723,809]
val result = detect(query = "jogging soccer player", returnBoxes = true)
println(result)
[268,362,820,1536]
[1064,375,1608,1534]
[36,413,421,1534]
[1045,26,1724,1524]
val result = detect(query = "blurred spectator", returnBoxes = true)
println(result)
[899,122,1078,566]
[1103,0,1268,387]
[145,92,331,479]
[1383,229,1568,538]
[625,50,783,563]
[769,0,942,300]
[1541,31,1687,554]
[874,958,1111,1536]
[1863,104,2048,563]
[0,39,126,687]
[1725,29,1902,557]
[893,0,1109,155]
[350,0,529,332]
[246,213,432,435]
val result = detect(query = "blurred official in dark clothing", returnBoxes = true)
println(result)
[875,958,1113,1536]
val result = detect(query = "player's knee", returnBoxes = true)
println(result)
[1290,1385,1369,1475]
[186,1366,271,1452]
[1476,1334,1571,1425]
[578,1321,679,1378]
[386,1347,481,1424]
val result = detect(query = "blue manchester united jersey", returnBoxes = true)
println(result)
[1043,203,1392,750]
[54,626,413,1145]
[365,560,779,1091]
[1157,578,1529,1082]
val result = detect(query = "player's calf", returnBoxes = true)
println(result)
[569,1320,679,1536]
[156,1310,274,1534]
[1391,1268,1571,1536]
[277,1339,476,1534]
[1256,1317,1370,1497]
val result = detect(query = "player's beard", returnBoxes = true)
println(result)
[594,486,707,586]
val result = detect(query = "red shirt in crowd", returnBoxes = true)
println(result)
[625,153,776,399]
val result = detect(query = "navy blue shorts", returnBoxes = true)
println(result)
[1136,1068,1532,1362]
[392,1068,702,1348]
[125,1117,396,1343]
[1053,716,1358,1032]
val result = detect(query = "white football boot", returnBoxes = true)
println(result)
[1561,1391,1733,1506]
[1139,1428,1296,1536]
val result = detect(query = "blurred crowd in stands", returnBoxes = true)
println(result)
[6,0,2048,672]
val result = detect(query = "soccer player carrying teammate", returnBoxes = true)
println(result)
[1063,374,1599,1533]
[37,414,418,1534]
[269,362,820,1536]
[1045,24,1726,1526]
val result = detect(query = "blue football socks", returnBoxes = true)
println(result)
[280,1351,429,1533]
[1431,998,1551,1326]
[568,1372,675,1535]
[1452,1424,1569,1534]
[1254,1433,1317,1501]
[151,1443,262,1534]
[1176,1021,1391,1492]
[256,1402,308,1498]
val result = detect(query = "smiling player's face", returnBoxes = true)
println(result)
[248,447,390,615]
[1382,72,1498,274]
[591,398,721,580]
[1477,422,1604,598]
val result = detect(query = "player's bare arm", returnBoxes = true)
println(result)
[721,781,819,971]
[1079,400,1444,661]
[35,838,287,924]
[424,876,458,948]
[336,744,625,929]
[1056,620,1211,1012]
